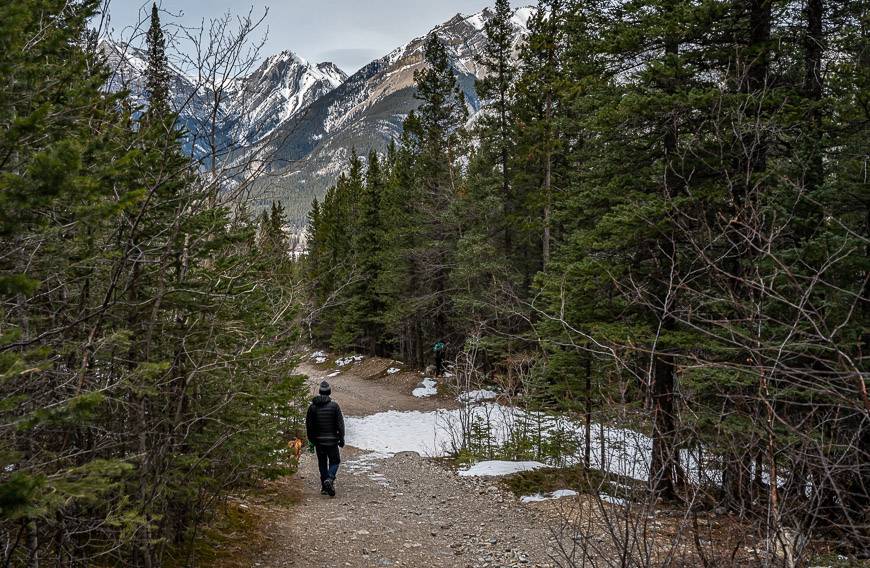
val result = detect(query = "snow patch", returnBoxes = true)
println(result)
[460,460,547,477]
[386,367,401,375]
[512,6,536,29]
[521,489,578,503]
[412,378,438,398]
[598,493,629,506]
[344,403,675,483]
[327,371,341,378]
[345,409,451,455]
[458,389,499,403]
[336,355,364,367]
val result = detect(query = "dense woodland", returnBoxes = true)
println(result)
[0,1,306,565]
[0,0,867,564]
[305,0,869,561]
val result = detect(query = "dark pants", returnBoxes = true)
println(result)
[315,444,341,483]
[435,351,444,376]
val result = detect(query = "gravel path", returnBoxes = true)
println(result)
[252,357,561,568]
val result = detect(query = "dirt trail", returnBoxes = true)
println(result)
[252,357,559,568]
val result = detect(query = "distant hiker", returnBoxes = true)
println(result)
[305,381,345,497]
[433,340,446,377]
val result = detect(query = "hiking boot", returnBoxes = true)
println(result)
[324,478,335,497]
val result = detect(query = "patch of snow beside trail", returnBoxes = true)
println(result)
[344,404,713,484]
[459,460,547,477]
[458,389,499,403]
[327,371,340,378]
[344,451,392,474]
[412,378,437,398]
[386,367,401,375]
[345,409,450,455]
[314,357,327,364]
[336,355,365,367]
[521,489,578,503]
[599,493,628,506]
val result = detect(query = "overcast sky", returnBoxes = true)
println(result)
[105,0,530,74]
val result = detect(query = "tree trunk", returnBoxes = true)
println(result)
[542,90,553,268]
[584,352,592,468]
[650,351,684,499]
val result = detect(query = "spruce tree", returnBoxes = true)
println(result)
[513,0,566,274]
[145,2,171,119]
[409,33,468,344]
[475,0,517,255]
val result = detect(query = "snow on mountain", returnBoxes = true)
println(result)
[223,51,347,145]
[100,40,200,115]
[100,5,536,227]
[100,40,345,155]
[245,6,534,225]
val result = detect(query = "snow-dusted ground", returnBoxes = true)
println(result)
[459,460,546,477]
[520,489,578,503]
[598,493,629,506]
[458,389,499,403]
[344,402,717,485]
[412,378,437,398]
[343,451,393,487]
[336,355,365,367]
[345,409,449,455]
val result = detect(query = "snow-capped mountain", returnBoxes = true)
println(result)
[99,40,345,160]
[101,6,535,227]
[247,6,534,225]
[223,51,347,145]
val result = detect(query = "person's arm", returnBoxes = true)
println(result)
[336,404,345,447]
[305,404,316,443]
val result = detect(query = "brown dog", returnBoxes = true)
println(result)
[289,437,304,462]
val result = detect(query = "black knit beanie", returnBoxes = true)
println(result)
[319,381,331,396]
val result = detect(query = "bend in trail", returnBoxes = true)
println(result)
[254,356,560,568]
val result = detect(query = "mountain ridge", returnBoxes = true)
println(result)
[243,6,534,226]
[101,6,536,226]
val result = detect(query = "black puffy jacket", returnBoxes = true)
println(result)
[305,395,345,446]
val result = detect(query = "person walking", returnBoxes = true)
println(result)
[305,380,345,497]
[433,340,446,377]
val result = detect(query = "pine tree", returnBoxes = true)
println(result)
[145,2,171,119]
[513,0,567,275]
[475,0,517,255]
[0,1,307,563]
[409,33,468,344]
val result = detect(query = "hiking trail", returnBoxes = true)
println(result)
[250,356,563,568]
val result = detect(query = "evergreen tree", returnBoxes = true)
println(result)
[145,2,171,118]
[409,33,468,344]
[475,0,517,255]
[513,0,567,276]
[0,1,306,563]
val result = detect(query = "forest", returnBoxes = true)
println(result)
[305,0,869,562]
[0,0,867,565]
[1,0,306,565]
